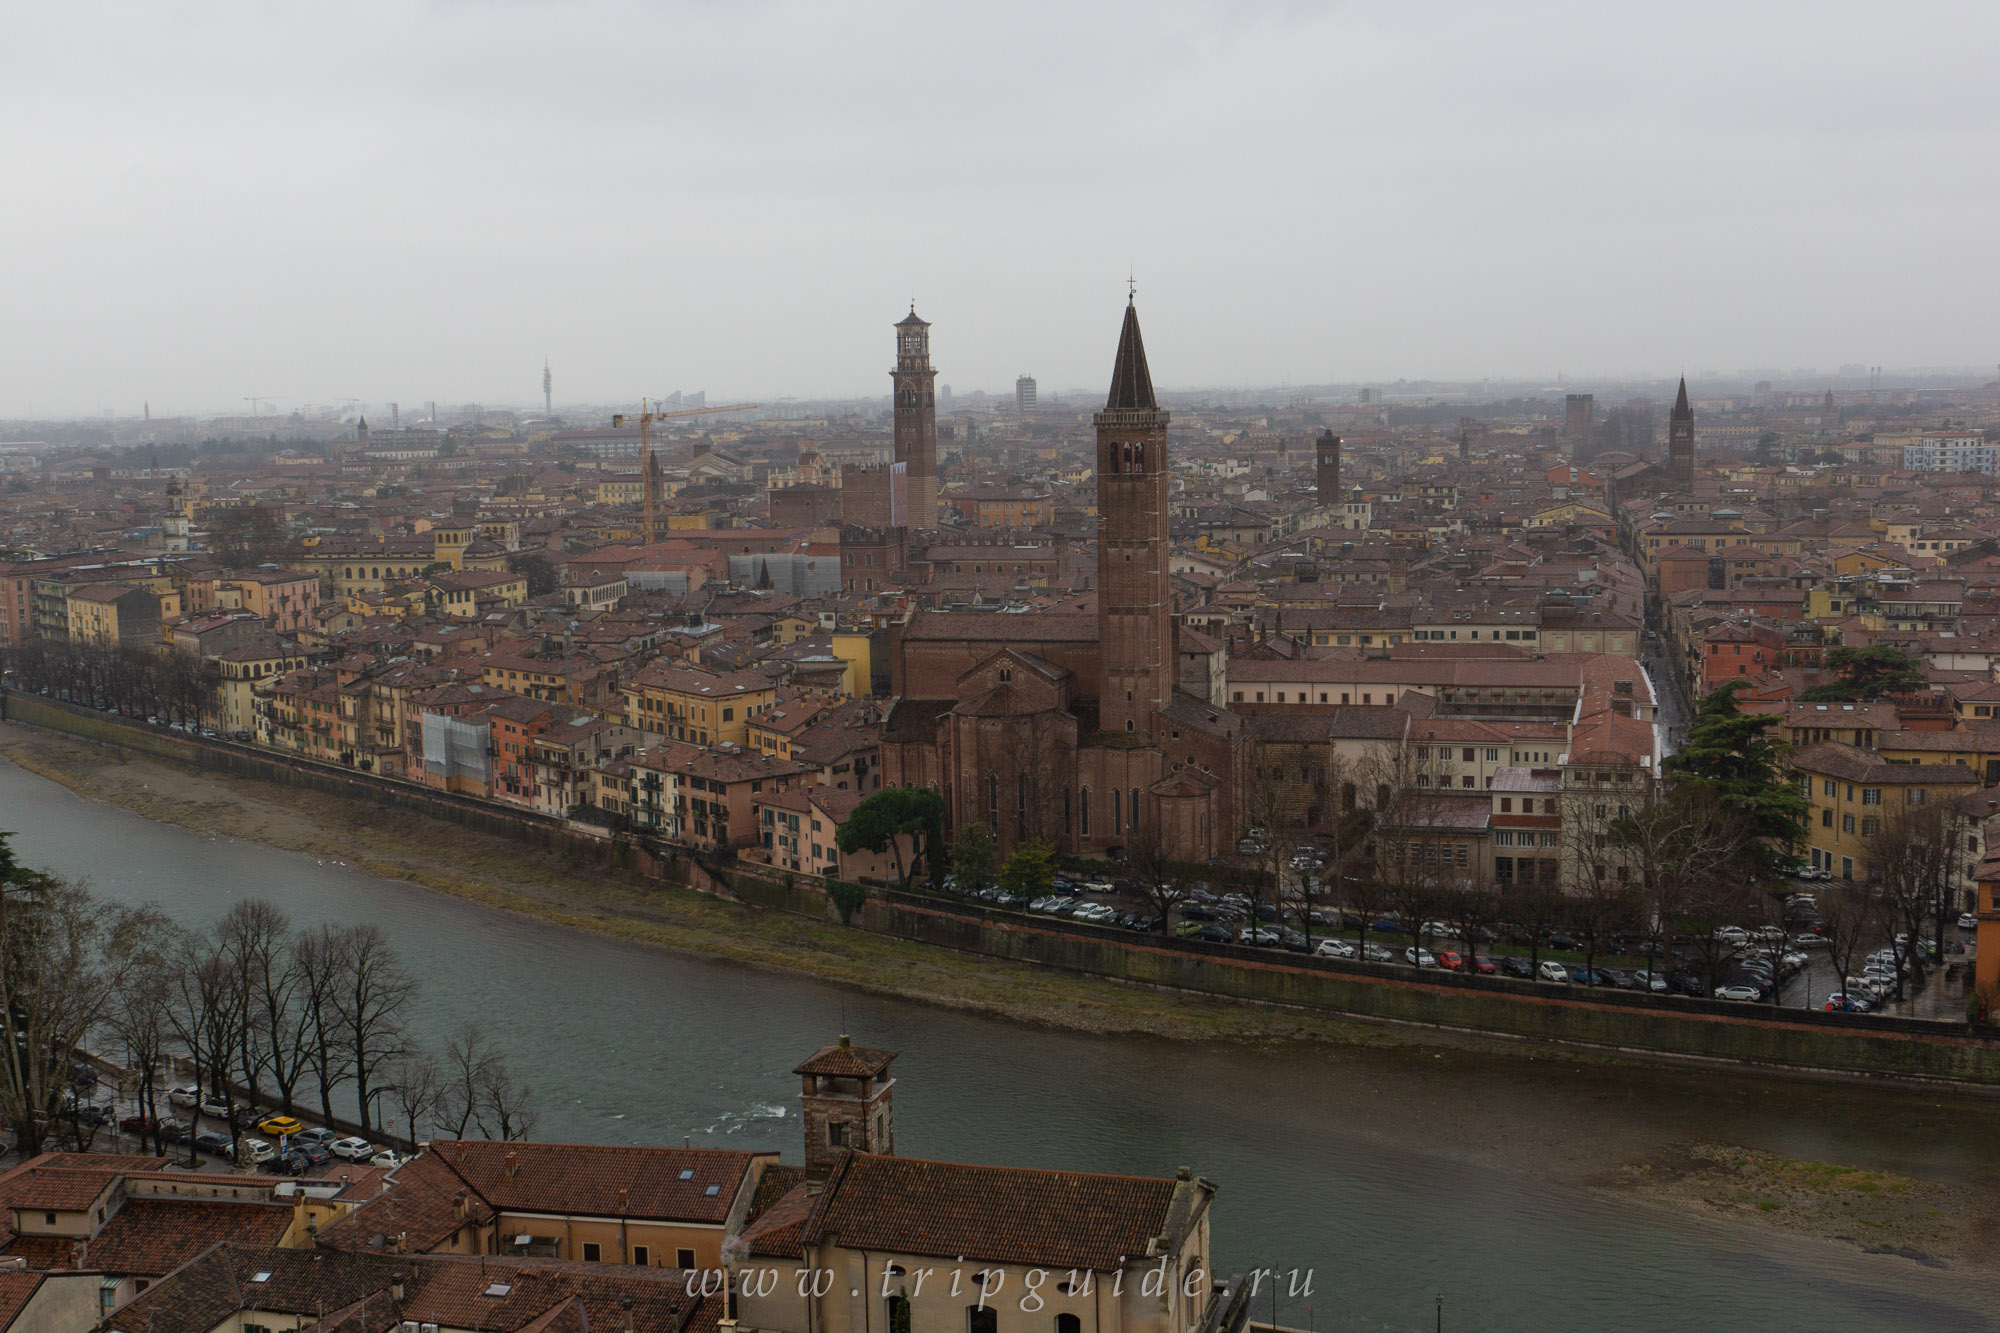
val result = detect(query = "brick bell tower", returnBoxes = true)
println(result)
[892,306,939,527]
[1668,376,1694,490]
[1315,428,1341,506]
[1095,295,1175,739]
[795,1035,896,1176]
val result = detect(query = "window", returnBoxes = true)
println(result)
[1058,1316,1083,1333]
[676,1247,696,1267]
[1909,789,1926,806]
[1842,814,1855,834]
[1862,788,1881,806]
[1080,787,1090,836]
[969,1308,999,1333]
[1824,779,1835,796]
[1861,816,1880,837]
[828,1120,847,1147]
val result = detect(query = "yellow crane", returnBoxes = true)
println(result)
[610,401,758,543]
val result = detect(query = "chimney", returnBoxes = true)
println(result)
[837,1033,851,1049]
[454,1190,469,1221]
[504,1150,519,1178]
[617,1188,629,1212]
[391,1272,407,1301]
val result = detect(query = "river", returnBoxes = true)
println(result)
[4,754,1999,1332]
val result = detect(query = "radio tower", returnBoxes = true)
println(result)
[543,357,553,416]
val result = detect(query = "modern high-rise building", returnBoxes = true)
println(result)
[1094,299,1173,739]
[892,307,939,525]
[1668,377,1694,490]
[1016,375,1038,413]
[1315,428,1341,504]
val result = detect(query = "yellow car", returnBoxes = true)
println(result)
[257,1115,305,1139]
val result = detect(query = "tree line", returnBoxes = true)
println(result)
[0,834,535,1163]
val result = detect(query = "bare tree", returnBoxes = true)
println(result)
[1124,828,1196,934]
[295,924,354,1126]
[1816,878,1878,1010]
[1870,804,1956,1003]
[438,1022,538,1142]
[335,926,417,1135]
[105,934,179,1157]
[166,931,249,1165]
[216,899,291,1110]
[0,851,167,1159]
[385,1047,444,1150]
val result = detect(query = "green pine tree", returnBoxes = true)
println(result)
[1663,681,1808,874]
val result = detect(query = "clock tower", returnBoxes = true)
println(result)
[892,306,939,526]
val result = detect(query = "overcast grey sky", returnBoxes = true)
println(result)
[4,2,1996,417]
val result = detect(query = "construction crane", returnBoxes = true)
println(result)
[242,396,272,418]
[610,401,758,544]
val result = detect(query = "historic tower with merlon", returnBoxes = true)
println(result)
[1315,428,1341,506]
[1094,297,1175,738]
[1668,376,1694,490]
[891,306,939,526]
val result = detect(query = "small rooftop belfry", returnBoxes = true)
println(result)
[794,1034,897,1175]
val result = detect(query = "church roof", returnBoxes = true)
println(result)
[1105,300,1157,411]
[1672,377,1692,419]
[896,306,929,328]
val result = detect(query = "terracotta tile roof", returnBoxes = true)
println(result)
[430,1141,759,1225]
[71,1198,292,1276]
[0,1272,43,1329]
[3,1166,118,1213]
[801,1153,1204,1272]
[736,1178,815,1260]
[317,1149,493,1255]
[793,1041,896,1078]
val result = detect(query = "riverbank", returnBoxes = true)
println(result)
[0,721,1404,1045]
[9,722,2000,1292]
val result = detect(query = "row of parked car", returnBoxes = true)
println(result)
[158,1084,400,1171]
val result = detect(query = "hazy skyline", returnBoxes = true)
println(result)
[5,2,1997,417]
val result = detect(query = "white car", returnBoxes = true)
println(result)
[241,1137,276,1163]
[1537,960,1572,984]
[167,1085,200,1109]
[1630,970,1668,993]
[1404,946,1437,968]
[328,1137,374,1161]
[1960,913,1980,930]
[1314,938,1356,959]
[199,1094,230,1119]
[1713,985,1759,1002]
[369,1150,406,1168]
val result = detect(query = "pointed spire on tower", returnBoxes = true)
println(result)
[1106,300,1157,412]
[1672,376,1691,419]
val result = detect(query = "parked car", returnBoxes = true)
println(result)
[328,1137,374,1161]
[1599,968,1634,990]
[271,1151,310,1177]
[369,1150,407,1168]
[1629,970,1668,993]
[1435,950,1464,971]
[1714,984,1760,1002]
[1537,960,1572,984]
[1194,926,1236,944]
[1498,956,1533,979]
[158,1120,191,1144]
[241,1137,276,1164]
[167,1084,200,1109]
[199,1094,230,1119]
[295,1141,333,1165]
[258,1115,305,1139]
[119,1114,160,1134]
[193,1130,234,1156]
[1315,938,1356,959]
[1404,946,1438,968]
[292,1127,339,1148]
[1960,913,1981,930]
[1362,943,1398,963]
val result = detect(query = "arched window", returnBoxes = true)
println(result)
[1080,787,1091,837]
[1057,1316,1082,1333]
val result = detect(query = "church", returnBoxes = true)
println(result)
[880,299,1245,862]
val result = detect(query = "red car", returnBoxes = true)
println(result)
[1470,955,1497,975]
[1436,950,1465,971]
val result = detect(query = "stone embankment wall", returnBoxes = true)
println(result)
[12,691,2000,1086]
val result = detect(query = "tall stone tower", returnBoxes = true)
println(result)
[892,307,939,526]
[1564,393,1594,458]
[1668,377,1694,490]
[543,357,552,416]
[794,1035,896,1177]
[1315,429,1341,506]
[1095,297,1174,738]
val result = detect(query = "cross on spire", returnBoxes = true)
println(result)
[1127,270,1136,305]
